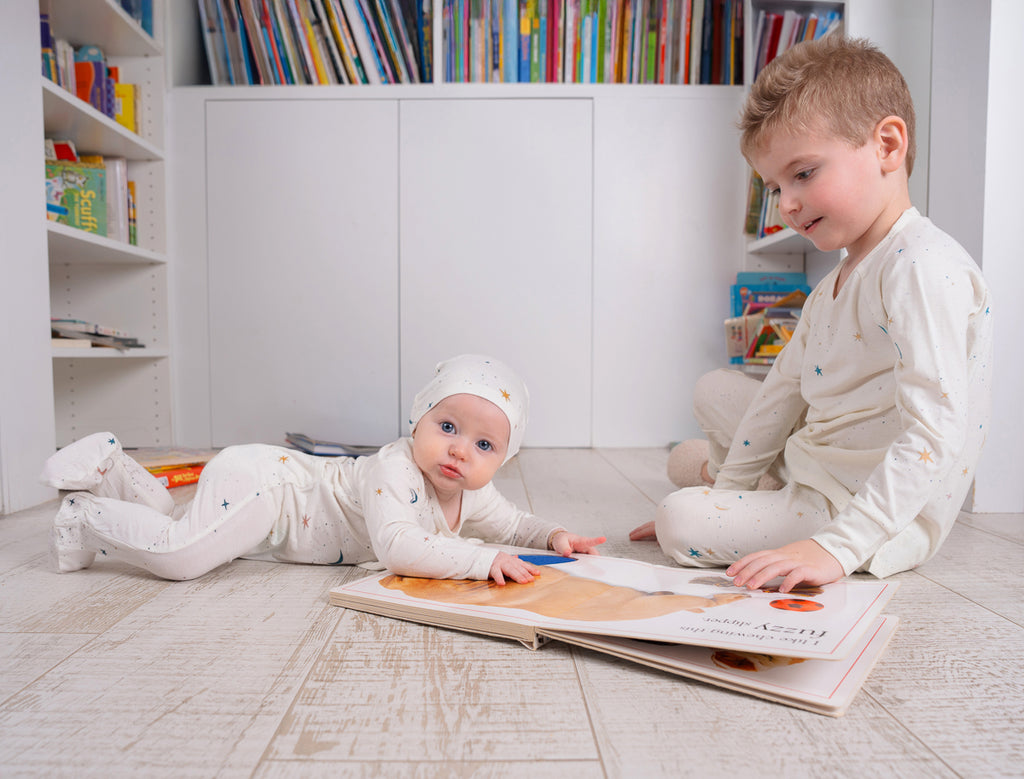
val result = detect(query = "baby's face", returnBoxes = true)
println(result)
[412,394,510,496]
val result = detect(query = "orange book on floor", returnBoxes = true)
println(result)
[152,463,205,488]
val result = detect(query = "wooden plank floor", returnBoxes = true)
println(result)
[1,448,1022,778]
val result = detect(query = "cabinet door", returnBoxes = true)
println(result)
[398,99,593,447]
[593,93,746,446]
[205,99,399,446]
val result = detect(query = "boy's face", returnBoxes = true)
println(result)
[751,124,902,263]
[411,394,510,498]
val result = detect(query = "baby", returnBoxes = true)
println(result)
[41,354,605,582]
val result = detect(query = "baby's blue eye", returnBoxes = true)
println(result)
[441,421,455,433]
[477,440,492,452]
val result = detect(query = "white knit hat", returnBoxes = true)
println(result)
[409,354,529,463]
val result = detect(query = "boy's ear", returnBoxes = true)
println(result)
[875,116,909,173]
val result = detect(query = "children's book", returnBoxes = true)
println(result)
[285,432,380,456]
[45,160,107,234]
[330,552,898,715]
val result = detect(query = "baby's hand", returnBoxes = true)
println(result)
[489,551,540,585]
[549,531,606,557]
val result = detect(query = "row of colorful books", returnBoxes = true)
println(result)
[45,140,138,246]
[444,0,743,84]
[197,0,430,85]
[743,169,788,240]
[40,16,142,135]
[750,6,841,82]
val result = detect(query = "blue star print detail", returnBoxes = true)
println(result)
[688,548,703,558]
[108,438,116,445]
[814,365,823,376]
[221,499,230,510]
[743,440,751,447]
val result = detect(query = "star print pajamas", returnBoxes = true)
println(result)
[658,208,993,577]
[53,437,563,581]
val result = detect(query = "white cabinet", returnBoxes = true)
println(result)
[170,86,748,448]
[203,99,400,446]
[398,98,594,446]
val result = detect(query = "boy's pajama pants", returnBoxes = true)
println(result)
[655,369,834,568]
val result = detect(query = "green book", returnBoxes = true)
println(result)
[45,160,107,235]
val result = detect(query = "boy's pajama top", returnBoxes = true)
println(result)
[660,208,993,577]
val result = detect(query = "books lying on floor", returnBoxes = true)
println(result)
[126,446,221,488]
[330,552,899,716]
[284,432,380,457]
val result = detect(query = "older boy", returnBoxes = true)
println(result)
[632,36,993,593]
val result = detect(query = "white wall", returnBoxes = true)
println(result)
[972,0,1024,513]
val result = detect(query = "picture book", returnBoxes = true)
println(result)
[45,160,107,234]
[330,552,899,714]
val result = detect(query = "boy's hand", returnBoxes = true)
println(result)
[549,531,606,556]
[628,521,657,541]
[489,551,540,585]
[727,539,844,593]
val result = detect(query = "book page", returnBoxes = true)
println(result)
[331,553,898,660]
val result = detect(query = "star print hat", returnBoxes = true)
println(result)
[408,354,529,463]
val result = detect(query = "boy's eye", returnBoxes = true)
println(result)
[476,440,492,452]
[440,421,455,434]
[795,169,813,181]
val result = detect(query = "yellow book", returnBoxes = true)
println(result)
[114,83,137,134]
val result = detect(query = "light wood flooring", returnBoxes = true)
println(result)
[1,448,1022,778]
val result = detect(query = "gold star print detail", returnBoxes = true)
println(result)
[376,488,383,496]
[962,467,969,476]
[918,448,934,463]
[853,333,863,341]
[941,392,949,400]
[500,389,511,402]
[279,455,289,463]
[702,489,711,496]
[302,515,310,529]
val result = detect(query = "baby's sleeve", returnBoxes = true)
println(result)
[359,454,498,580]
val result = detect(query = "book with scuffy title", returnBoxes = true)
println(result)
[330,552,898,716]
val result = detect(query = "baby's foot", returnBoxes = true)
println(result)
[39,432,174,513]
[50,493,96,573]
[40,432,119,491]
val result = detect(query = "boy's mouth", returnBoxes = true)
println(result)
[802,217,822,232]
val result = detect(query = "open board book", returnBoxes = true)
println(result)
[330,552,899,717]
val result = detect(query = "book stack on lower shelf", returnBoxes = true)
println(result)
[724,272,809,367]
[51,319,144,351]
[331,552,899,716]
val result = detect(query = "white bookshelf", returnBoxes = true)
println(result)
[43,0,173,447]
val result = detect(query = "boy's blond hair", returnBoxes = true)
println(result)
[739,36,916,176]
